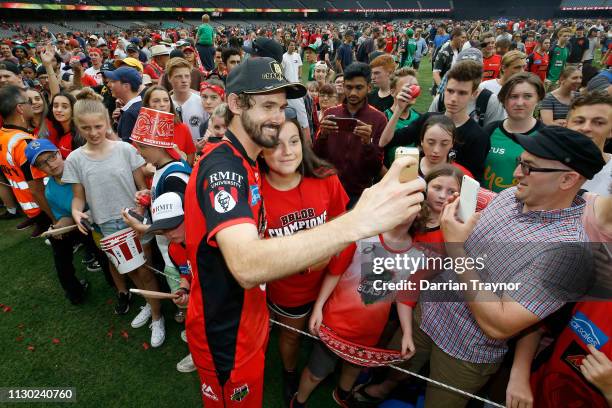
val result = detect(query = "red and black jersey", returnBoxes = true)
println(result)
[531,302,612,407]
[528,51,549,83]
[184,131,268,384]
[482,54,502,81]
[262,174,348,307]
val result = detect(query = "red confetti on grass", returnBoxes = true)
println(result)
[142,342,150,350]
[106,330,113,339]
[120,330,129,340]
[27,345,35,351]
[52,338,60,344]
[16,336,24,342]
[105,298,114,305]
[3,305,12,312]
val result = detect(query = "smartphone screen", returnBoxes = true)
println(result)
[330,117,358,132]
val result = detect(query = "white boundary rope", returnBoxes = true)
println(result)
[144,265,504,408]
[270,319,505,408]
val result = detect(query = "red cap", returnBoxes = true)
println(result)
[89,47,102,57]
[68,39,80,48]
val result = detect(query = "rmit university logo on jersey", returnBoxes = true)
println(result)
[570,311,609,350]
[208,171,243,214]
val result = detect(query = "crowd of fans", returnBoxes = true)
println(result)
[1,13,611,408]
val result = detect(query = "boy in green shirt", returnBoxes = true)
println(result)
[546,28,571,87]
[195,14,216,71]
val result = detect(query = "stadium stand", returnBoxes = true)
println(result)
[560,0,607,6]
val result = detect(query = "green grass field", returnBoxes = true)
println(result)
[0,59,435,408]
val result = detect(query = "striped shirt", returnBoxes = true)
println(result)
[420,187,593,363]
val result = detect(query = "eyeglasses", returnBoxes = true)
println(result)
[17,100,32,106]
[515,158,572,176]
[37,151,60,167]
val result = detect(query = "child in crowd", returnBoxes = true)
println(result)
[62,90,166,347]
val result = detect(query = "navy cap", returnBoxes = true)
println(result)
[25,139,58,166]
[0,61,20,75]
[226,57,306,100]
[103,66,142,89]
[515,126,606,179]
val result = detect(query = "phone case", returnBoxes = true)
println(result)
[394,147,420,183]
[458,175,480,223]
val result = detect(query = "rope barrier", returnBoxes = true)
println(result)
[269,318,505,408]
[144,264,504,407]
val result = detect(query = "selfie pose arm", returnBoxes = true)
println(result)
[216,158,425,289]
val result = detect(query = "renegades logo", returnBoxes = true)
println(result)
[230,384,249,402]
[201,383,219,401]
[210,186,238,213]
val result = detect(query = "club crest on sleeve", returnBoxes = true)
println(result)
[211,187,238,213]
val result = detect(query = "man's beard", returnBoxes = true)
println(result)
[241,109,280,148]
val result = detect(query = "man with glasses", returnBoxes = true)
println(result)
[24,139,112,304]
[360,126,606,407]
[0,85,53,236]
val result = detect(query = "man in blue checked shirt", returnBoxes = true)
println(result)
[355,126,606,408]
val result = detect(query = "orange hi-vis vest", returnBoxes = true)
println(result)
[0,127,43,218]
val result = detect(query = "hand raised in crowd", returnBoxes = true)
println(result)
[353,120,373,144]
[394,83,417,111]
[319,115,339,134]
[440,192,481,243]
[40,44,55,66]
[581,344,612,397]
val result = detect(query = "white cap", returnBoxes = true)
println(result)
[146,192,184,235]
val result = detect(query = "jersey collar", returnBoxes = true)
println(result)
[224,130,256,167]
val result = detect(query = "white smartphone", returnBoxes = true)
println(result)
[394,147,420,183]
[458,175,480,223]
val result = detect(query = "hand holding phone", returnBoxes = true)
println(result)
[457,175,479,223]
[330,116,359,132]
[80,218,93,232]
[394,147,420,182]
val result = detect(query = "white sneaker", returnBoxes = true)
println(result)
[150,317,165,347]
[176,353,196,372]
[131,303,152,328]
[181,330,187,343]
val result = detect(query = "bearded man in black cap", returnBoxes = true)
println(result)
[361,126,606,407]
[183,57,426,407]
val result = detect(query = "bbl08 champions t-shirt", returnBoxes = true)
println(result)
[262,174,348,308]
[482,120,544,193]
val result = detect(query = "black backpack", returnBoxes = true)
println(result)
[436,87,493,127]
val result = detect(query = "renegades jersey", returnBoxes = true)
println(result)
[529,51,550,82]
[482,54,502,81]
[262,174,348,307]
[531,302,611,407]
[184,131,268,383]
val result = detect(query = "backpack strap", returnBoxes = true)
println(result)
[474,88,493,127]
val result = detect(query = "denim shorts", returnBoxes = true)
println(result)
[98,218,153,244]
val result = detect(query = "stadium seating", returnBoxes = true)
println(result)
[560,0,606,6]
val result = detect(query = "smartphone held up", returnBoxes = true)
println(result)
[394,147,420,183]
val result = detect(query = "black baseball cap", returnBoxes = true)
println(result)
[226,57,306,99]
[0,61,20,75]
[515,126,605,179]
[243,37,284,63]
